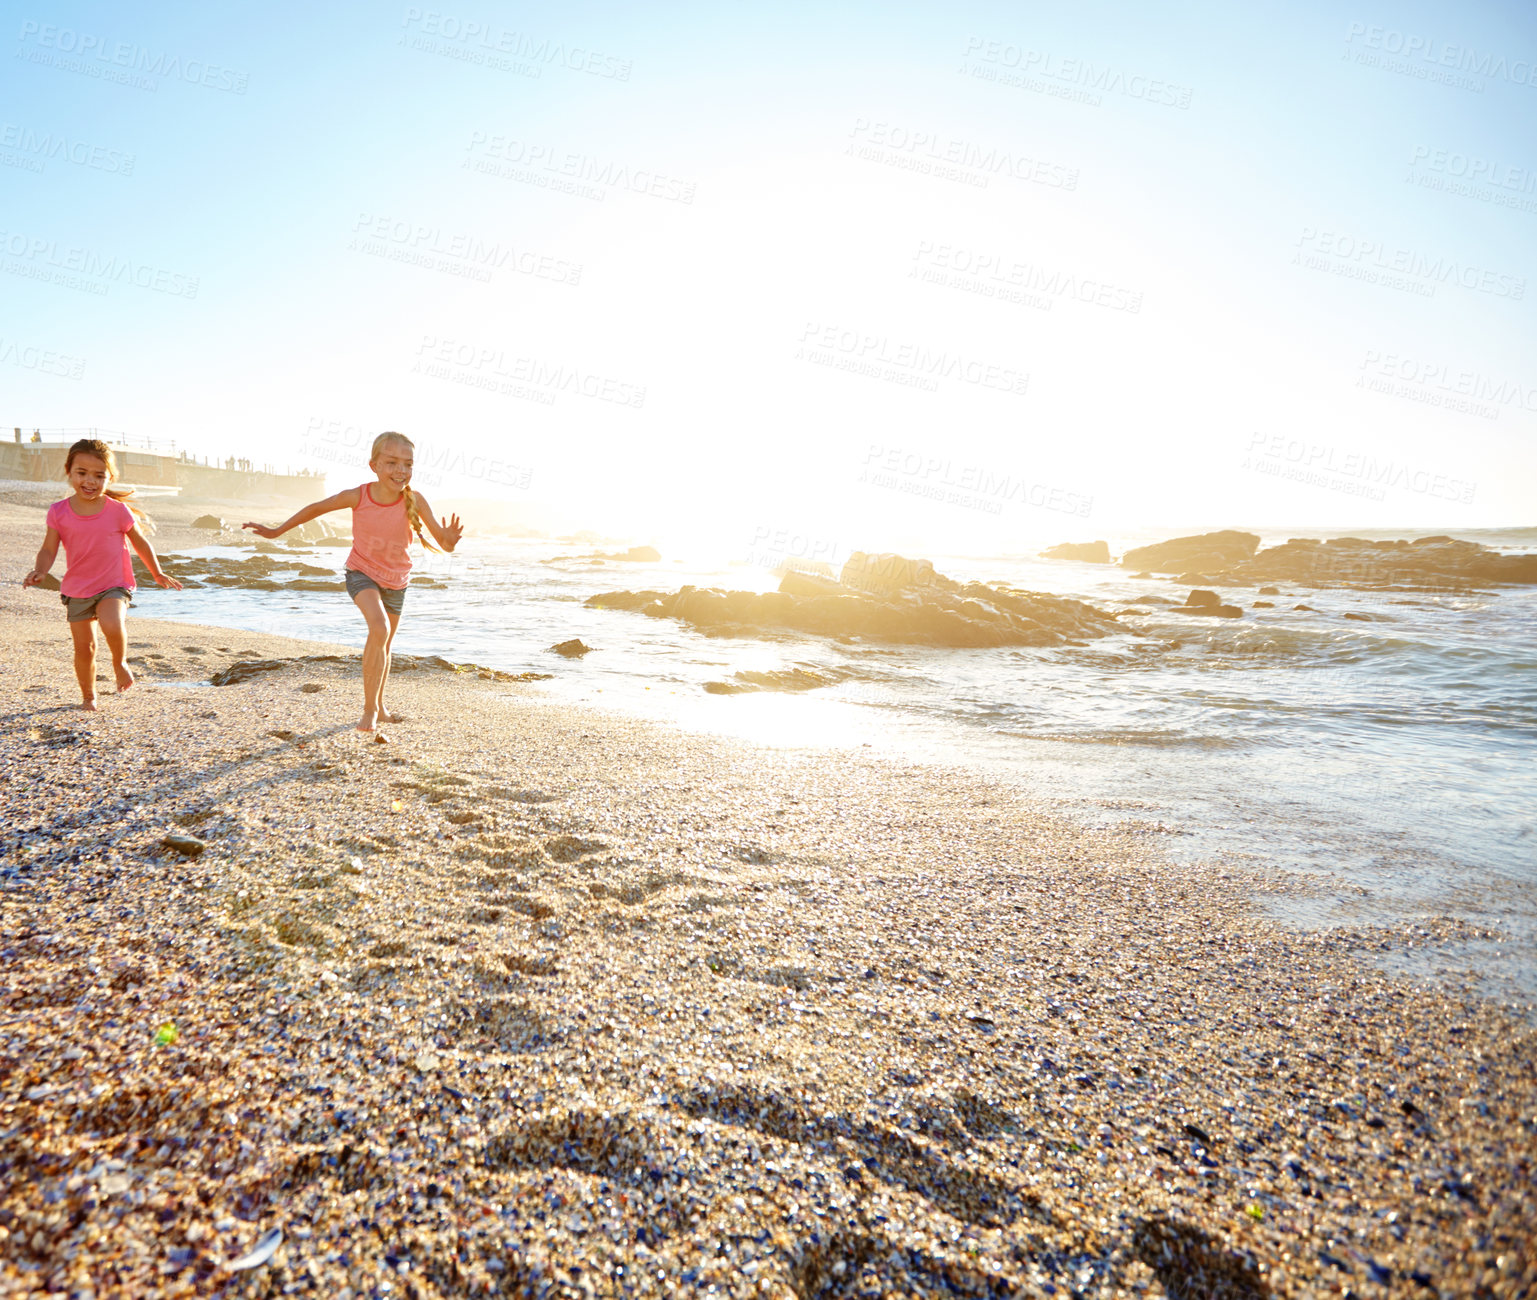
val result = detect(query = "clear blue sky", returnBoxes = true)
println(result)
[4,0,1534,550]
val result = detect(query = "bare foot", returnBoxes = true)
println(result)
[80,697,99,712]
[356,712,378,733]
[115,663,135,692]
[379,709,405,723]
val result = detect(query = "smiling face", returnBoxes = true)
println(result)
[67,452,110,501]
[370,439,413,492]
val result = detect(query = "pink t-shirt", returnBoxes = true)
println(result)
[47,497,137,598]
[345,483,413,589]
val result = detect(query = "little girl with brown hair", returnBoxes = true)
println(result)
[23,438,183,709]
[244,432,462,732]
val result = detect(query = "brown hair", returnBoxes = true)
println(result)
[64,438,153,530]
[370,432,439,551]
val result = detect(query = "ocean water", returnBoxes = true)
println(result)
[131,526,1537,1005]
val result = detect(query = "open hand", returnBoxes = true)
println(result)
[442,513,464,551]
[152,573,184,590]
[22,569,46,589]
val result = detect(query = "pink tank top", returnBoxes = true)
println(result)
[47,497,137,597]
[345,484,413,589]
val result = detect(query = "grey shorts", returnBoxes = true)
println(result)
[345,568,406,616]
[62,587,132,623]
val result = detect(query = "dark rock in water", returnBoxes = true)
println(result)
[210,659,286,686]
[1343,611,1372,620]
[1253,600,1274,608]
[840,551,942,595]
[285,579,347,593]
[1124,595,1175,606]
[160,834,205,857]
[1041,541,1111,564]
[1176,590,1242,618]
[1258,585,1280,595]
[289,519,335,542]
[190,515,225,530]
[550,639,593,657]
[1120,530,1261,574]
[1294,604,1317,612]
[778,571,849,597]
[588,561,1122,649]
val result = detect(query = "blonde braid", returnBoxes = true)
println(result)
[402,485,441,552]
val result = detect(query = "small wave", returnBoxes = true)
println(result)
[703,663,870,695]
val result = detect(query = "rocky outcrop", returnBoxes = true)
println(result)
[1226,536,1537,588]
[129,551,433,597]
[1120,531,1260,574]
[549,639,593,657]
[191,515,226,531]
[839,551,944,595]
[1041,541,1111,564]
[778,571,848,598]
[1119,531,1536,588]
[587,560,1122,649]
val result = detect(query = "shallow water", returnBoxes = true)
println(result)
[132,526,1537,1005]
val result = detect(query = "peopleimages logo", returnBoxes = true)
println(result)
[399,9,632,80]
[846,119,1079,191]
[961,37,1193,108]
[16,21,250,93]
[797,322,1030,398]
[463,133,697,204]
[413,336,647,408]
[1244,432,1476,505]
[0,229,199,298]
[0,123,136,175]
[1294,229,1526,300]
[1343,22,1537,87]
[0,336,85,379]
[349,214,582,286]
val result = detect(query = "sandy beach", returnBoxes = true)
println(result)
[1,496,1533,1299]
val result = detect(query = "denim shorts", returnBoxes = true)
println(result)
[62,586,132,623]
[344,568,406,616]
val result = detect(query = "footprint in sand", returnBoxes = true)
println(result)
[543,834,608,863]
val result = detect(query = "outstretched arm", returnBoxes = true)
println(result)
[23,527,60,587]
[243,488,361,539]
[412,494,463,552]
[127,526,183,590]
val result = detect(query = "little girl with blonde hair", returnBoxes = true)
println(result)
[245,432,462,732]
[24,438,183,709]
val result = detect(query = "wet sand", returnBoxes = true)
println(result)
[1,496,1533,1298]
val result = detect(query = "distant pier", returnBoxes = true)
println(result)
[2,428,320,500]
